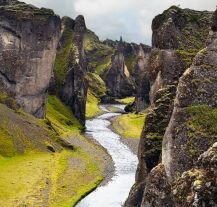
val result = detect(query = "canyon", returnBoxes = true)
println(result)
[0,0,216,207]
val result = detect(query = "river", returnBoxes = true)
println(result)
[76,105,138,207]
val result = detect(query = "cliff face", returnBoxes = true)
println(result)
[84,32,151,99]
[162,11,217,181]
[172,142,217,207]
[125,7,215,207]
[0,0,61,118]
[133,6,212,114]
[53,16,88,125]
[152,6,212,49]
[103,38,136,97]
[133,46,151,112]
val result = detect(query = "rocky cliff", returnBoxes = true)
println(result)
[103,37,136,97]
[162,9,217,181]
[53,15,88,125]
[133,6,213,113]
[0,0,61,118]
[84,31,151,99]
[152,6,213,49]
[125,7,216,207]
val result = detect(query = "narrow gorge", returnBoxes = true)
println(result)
[0,1,216,207]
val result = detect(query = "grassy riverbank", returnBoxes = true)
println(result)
[112,112,147,139]
[0,96,110,207]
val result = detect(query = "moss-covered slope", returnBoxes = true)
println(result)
[84,30,114,75]
[0,96,107,207]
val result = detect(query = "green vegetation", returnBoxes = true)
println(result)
[0,127,16,157]
[0,103,60,157]
[176,49,198,66]
[125,55,136,73]
[86,90,102,119]
[186,105,217,136]
[0,149,103,207]
[112,112,146,139]
[95,54,112,75]
[54,27,78,88]
[46,95,83,137]
[0,96,105,206]
[54,29,73,85]
[86,72,107,98]
[0,3,55,16]
[116,97,135,105]
[84,30,114,75]
[161,6,212,50]
[50,149,103,207]
[85,72,107,119]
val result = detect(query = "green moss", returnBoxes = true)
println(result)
[46,96,83,137]
[0,127,16,157]
[112,112,146,139]
[86,90,102,119]
[176,49,198,66]
[95,54,112,75]
[0,3,55,16]
[0,152,58,206]
[0,98,104,206]
[193,179,204,186]
[54,29,77,87]
[146,133,162,140]
[0,92,8,103]
[116,97,135,105]
[86,72,107,98]
[84,30,114,75]
[0,149,103,207]
[125,55,136,73]
[186,105,217,136]
[54,44,71,85]
[50,149,103,207]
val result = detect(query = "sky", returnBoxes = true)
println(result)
[22,0,217,45]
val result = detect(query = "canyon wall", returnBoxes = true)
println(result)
[0,0,61,118]
[103,38,135,98]
[53,15,88,125]
[125,6,215,207]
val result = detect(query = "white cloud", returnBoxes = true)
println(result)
[22,0,217,45]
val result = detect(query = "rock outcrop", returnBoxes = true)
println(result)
[152,6,212,49]
[53,15,88,125]
[0,0,61,118]
[172,143,217,207]
[133,46,151,112]
[162,11,217,181]
[126,7,216,207]
[125,50,186,206]
[103,37,136,97]
[133,6,213,113]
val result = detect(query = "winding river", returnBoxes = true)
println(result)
[77,105,138,207]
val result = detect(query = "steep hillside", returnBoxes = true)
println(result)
[0,92,110,207]
[85,72,106,118]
